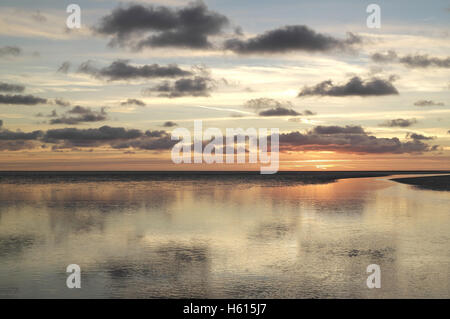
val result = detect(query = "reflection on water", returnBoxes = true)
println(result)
[0,175,449,298]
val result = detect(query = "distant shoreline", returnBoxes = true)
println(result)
[391,175,450,191]
[1,170,449,185]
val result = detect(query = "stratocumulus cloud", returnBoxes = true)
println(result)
[49,106,108,125]
[259,107,300,116]
[406,133,434,140]
[298,76,398,97]
[94,2,229,49]
[78,60,192,81]
[0,94,47,105]
[414,100,445,107]
[371,51,450,68]
[121,99,146,106]
[379,118,417,127]
[145,76,214,97]
[279,125,433,154]
[0,46,21,58]
[0,123,437,155]
[0,82,25,93]
[224,25,361,54]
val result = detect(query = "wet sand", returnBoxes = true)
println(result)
[391,175,450,191]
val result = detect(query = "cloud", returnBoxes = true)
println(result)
[406,133,434,140]
[44,126,174,150]
[78,60,192,81]
[94,2,229,50]
[54,98,71,107]
[145,76,214,97]
[121,98,146,106]
[31,10,47,23]
[0,82,25,93]
[400,55,450,68]
[44,126,142,147]
[0,129,43,140]
[370,50,398,63]
[0,140,39,151]
[0,123,175,151]
[379,118,417,127]
[259,107,300,116]
[279,125,433,154]
[303,110,316,116]
[0,46,21,58]
[38,109,58,118]
[57,61,71,74]
[163,121,178,127]
[414,100,445,107]
[313,125,365,134]
[111,134,177,150]
[371,50,450,68]
[244,98,292,111]
[224,25,361,54]
[298,76,398,97]
[0,94,47,105]
[49,106,107,125]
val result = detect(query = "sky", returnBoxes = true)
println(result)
[0,0,449,171]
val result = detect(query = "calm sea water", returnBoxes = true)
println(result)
[0,173,449,298]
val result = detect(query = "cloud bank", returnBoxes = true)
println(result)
[298,76,398,97]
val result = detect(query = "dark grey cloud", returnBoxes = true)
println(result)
[94,2,229,49]
[121,98,146,106]
[224,25,361,54]
[303,110,316,116]
[145,130,167,137]
[414,100,445,107]
[379,118,417,127]
[43,126,174,150]
[400,55,450,68]
[313,125,365,134]
[0,140,38,151]
[0,122,436,155]
[57,61,71,74]
[370,50,398,63]
[0,124,176,151]
[54,98,71,107]
[78,60,191,81]
[145,76,214,97]
[0,94,47,105]
[44,126,142,145]
[49,106,107,125]
[279,125,433,154]
[371,50,450,68]
[0,46,21,58]
[0,130,43,140]
[406,133,434,140]
[298,76,398,97]
[111,134,176,150]
[163,121,178,127]
[0,82,25,93]
[259,107,300,116]
[244,98,293,111]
